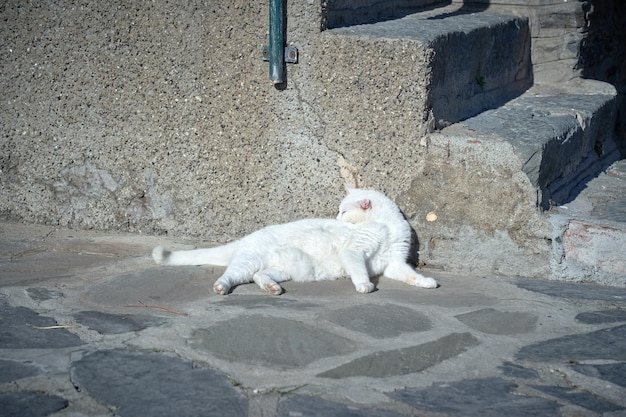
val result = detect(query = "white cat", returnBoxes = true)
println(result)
[152,189,437,295]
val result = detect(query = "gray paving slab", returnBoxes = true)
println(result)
[497,362,540,379]
[72,311,167,335]
[531,385,624,413]
[575,309,626,324]
[0,359,41,383]
[324,304,432,338]
[0,301,84,349]
[318,332,479,379]
[191,316,358,369]
[516,325,626,362]
[1,221,626,416]
[454,308,538,335]
[277,395,408,417]
[0,251,117,286]
[25,287,65,302]
[0,392,68,417]
[516,278,626,301]
[82,266,217,308]
[571,363,626,388]
[214,294,318,310]
[387,378,561,417]
[70,349,248,417]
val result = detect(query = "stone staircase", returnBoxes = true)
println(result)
[1,0,623,286]
[318,1,625,285]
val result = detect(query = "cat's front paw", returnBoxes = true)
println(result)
[355,282,375,294]
[152,246,168,264]
[213,282,230,295]
[416,276,438,289]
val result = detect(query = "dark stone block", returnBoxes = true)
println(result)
[0,392,67,417]
[83,267,213,308]
[214,294,317,309]
[455,308,537,335]
[498,362,540,379]
[318,333,479,378]
[516,325,626,362]
[388,377,560,417]
[324,304,431,338]
[70,349,248,417]
[26,287,64,302]
[571,362,626,388]
[0,302,84,349]
[0,359,41,383]
[516,279,626,302]
[575,310,626,324]
[192,316,357,369]
[73,310,166,334]
[532,385,623,413]
[278,395,409,417]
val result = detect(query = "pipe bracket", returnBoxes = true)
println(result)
[262,45,298,64]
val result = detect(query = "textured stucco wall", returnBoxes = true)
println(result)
[1,0,446,240]
[0,1,341,239]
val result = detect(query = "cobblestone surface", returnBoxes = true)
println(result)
[0,222,625,416]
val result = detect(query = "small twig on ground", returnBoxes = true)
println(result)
[30,325,81,330]
[125,300,188,316]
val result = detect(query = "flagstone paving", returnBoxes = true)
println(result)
[1,222,625,416]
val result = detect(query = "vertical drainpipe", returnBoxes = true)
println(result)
[263,0,297,85]
[269,0,285,84]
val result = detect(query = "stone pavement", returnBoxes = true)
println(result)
[1,222,626,417]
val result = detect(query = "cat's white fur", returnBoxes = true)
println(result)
[152,189,437,295]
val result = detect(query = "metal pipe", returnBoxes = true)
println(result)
[269,0,285,84]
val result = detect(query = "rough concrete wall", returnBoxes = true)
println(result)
[397,133,552,277]
[309,35,433,194]
[0,1,349,239]
[0,0,443,242]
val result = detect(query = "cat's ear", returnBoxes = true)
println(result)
[345,186,356,194]
[359,199,371,210]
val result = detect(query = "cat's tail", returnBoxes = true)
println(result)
[152,242,237,267]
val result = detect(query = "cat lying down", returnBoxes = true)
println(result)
[152,188,437,295]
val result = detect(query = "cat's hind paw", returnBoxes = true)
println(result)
[262,282,283,296]
[213,282,230,295]
[253,270,287,295]
[355,282,375,294]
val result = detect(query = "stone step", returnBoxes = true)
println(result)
[319,4,533,135]
[439,79,621,209]
[407,79,622,281]
[549,159,626,285]
[323,0,446,29]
